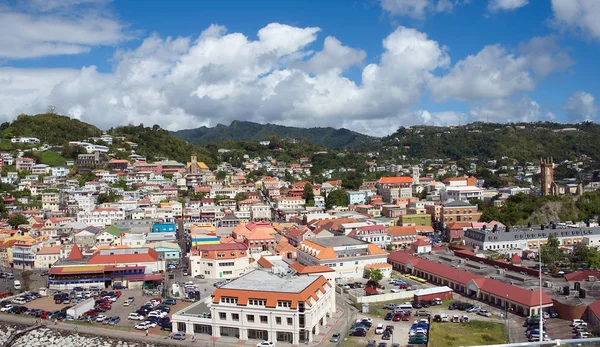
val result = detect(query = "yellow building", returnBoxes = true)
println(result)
[399,214,432,227]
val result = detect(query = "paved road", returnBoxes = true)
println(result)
[0,300,351,347]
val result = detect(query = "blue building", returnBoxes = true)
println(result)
[153,223,176,233]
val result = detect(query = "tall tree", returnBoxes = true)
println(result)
[8,214,28,228]
[302,183,315,206]
[325,189,348,209]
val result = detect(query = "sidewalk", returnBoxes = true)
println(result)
[0,311,342,347]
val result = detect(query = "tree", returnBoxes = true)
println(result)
[216,171,227,180]
[97,192,120,204]
[234,192,248,201]
[302,183,315,206]
[366,269,383,286]
[21,270,32,291]
[8,214,28,228]
[541,234,567,267]
[574,244,600,270]
[326,189,348,209]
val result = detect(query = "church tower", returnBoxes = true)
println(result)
[540,157,556,196]
[412,166,420,185]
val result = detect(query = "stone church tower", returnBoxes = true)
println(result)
[540,157,556,196]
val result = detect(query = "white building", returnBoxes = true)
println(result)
[442,186,484,202]
[77,208,125,227]
[251,204,271,221]
[51,166,69,177]
[41,192,60,212]
[297,236,388,280]
[275,197,305,210]
[11,137,40,143]
[189,243,250,280]
[171,269,334,345]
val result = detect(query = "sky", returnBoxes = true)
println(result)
[0,0,599,136]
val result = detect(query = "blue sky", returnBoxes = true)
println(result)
[0,0,598,135]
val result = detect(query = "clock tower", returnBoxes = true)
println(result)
[540,157,556,196]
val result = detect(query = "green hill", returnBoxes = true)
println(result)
[382,121,600,163]
[0,113,102,145]
[108,124,215,167]
[172,120,377,148]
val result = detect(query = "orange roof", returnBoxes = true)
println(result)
[257,257,274,268]
[386,226,417,236]
[289,263,335,274]
[276,242,296,254]
[87,248,158,264]
[365,263,392,269]
[378,176,413,184]
[212,275,330,309]
[67,243,84,260]
[299,239,337,260]
[367,243,386,255]
[245,229,276,241]
[37,245,62,255]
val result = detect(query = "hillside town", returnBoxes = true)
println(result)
[0,131,599,346]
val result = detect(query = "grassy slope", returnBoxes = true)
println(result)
[429,320,507,347]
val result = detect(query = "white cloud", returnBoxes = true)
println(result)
[0,24,454,135]
[296,36,366,74]
[564,91,597,122]
[469,96,551,123]
[551,0,600,40]
[488,0,529,12]
[379,0,463,19]
[0,1,130,59]
[430,36,572,102]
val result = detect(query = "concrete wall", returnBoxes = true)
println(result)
[551,299,587,321]
[348,290,417,304]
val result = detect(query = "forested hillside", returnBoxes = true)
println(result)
[172,120,376,148]
[384,122,600,164]
[108,124,215,166]
[0,113,101,145]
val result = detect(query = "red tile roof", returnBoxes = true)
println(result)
[87,249,158,264]
[257,257,274,268]
[388,251,553,307]
[67,243,84,260]
[378,176,413,184]
[587,300,600,320]
[289,263,334,274]
[510,253,522,264]
[564,270,600,282]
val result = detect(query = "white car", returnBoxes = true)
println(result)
[11,298,26,305]
[571,319,587,327]
[143,321,157,328]
[375,324,384,334]
[148,310,168,318]
[135,322,150,330]
[0,304,13,312]
[542,312,550,319]
[128,313,145,321]
[256,342,275,347]
[357,317,373,324]
[123,300,131,307]
[478,310,492,317]
[96,315,108,322]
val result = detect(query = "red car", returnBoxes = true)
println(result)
[392,313,403,321]
[114,290,122,297]
[401,312,412,321]
[399,284,408,289]
[152,298,162,303]
[97,303,111,310]
[83,310,99,317]
[41,311,51,319]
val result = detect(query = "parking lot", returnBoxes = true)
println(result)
[4,288,193,335]
[509,314,576,342]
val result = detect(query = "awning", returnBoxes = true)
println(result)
[143,274,164,281]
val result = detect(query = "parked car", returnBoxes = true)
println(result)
[108,316,121,325]
[255,342,275,347]
[164,299,177,305]
[415,310,431,317]
[392,313,403,321]
[96,315,108,323]
[466,305,481,313]
[128,312,145,320]
[330,333,341,342]
[375,324,385,334]
[160,322,173,331]
[476,309,490,317]
[0,304,13,312]
[383,303,396,310]
[571,319,587,327]
[385,312,393,320]
[350,328,367,337]
[171,332,186,340]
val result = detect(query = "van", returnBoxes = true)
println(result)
[397,304,413,312]
[13,280,21,290]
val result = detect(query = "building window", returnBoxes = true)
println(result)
[247,315,254,322]
[232,313,239,321]
[276,317,282,325]
[287,317,293,325]
[223,271,233,275]
[249,299,266,306]
[260,315,268,324]
[220,297,237,304]
[277,301,291,308]
[219,312,226,320]
[208,263,213,267]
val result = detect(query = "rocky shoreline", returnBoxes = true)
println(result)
[0,322,173,347]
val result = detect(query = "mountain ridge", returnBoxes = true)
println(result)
[171,120,377,148]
